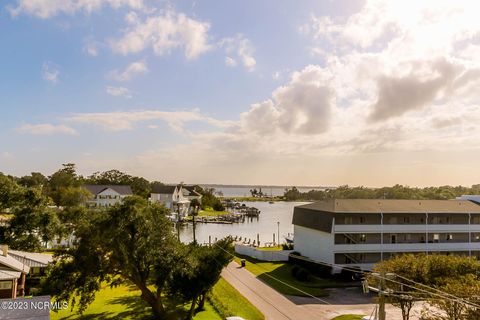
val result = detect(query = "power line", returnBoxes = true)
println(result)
[283,252,480,309]
[216,259,294,320]
[213,243,332,305]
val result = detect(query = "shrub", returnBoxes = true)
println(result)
[295,268,311,282]
[291,265,300,278]
[288,252,332,277]
[212,201,225,211]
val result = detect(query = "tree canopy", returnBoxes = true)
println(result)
[45,196,233,319]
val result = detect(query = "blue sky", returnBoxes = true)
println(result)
[2,0,480,187]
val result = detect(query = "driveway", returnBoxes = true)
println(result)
[222,261,427,319]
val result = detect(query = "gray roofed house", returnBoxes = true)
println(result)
[83,185,133,208]
[0,246,29,299]
[83,185,133,196]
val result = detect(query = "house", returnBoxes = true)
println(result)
[83,185,133,208]
[150,185,202,218]
[0,245,53,299]
[0,246,29,299]
[292,199,480,273]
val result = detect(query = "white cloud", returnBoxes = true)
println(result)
[17,124,77,135]
[105,86,132,98]
[107,61,148,81]
[42,62,60,84]
[225,57,237,67]
[8,0,145,19]
[66,109,233,132]
[220,34,256,72]
[109,9,211,59]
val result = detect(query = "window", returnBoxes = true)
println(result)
[360,216,366,224]
[433,234,440,243]
[345,216,353,224]
[403,217,410,223]
[446,234,453,241]
[391,234,397,244]
[389,217,398,224]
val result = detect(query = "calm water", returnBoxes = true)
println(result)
[204,186,326,197]
[179,201,311,245]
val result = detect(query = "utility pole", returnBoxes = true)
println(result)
[192,206,197,243]
[277,221,280,247]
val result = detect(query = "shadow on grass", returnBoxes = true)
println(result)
[235,254,373,306]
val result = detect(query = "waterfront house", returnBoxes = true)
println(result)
[292,199,480,273]
[83,185,133,208]
[150,185,202,217]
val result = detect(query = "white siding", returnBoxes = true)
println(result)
[293,225,335,265]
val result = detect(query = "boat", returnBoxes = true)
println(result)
[284,235,294,243]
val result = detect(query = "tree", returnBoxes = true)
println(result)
[168,238,233,320]
[4,188,61,251]
[47,164,83,206]
[45,197,176,318]
[369,254,422,320]
[44,196,232,319]
[370,254,480,320]
[17,172,48,189]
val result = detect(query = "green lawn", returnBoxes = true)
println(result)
[198,207,229,216]
[234,255,330,297]
[209,278,264,320]
[331,315,365,320]
[50,277,262,320]
[256,246,283,251]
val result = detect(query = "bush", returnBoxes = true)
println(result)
[288,252,332,277]
[291,265,300,278]
[212,201,225,211]
[295,268,311,282]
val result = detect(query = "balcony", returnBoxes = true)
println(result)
[333,242,480,253]
[334,224,480,233]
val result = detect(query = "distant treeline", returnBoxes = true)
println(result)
[283,184,480,201]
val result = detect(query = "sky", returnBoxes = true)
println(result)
[1,0,480,187]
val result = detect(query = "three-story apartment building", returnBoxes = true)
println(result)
[292,199,480,272]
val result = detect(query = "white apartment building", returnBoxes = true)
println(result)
[83,185,133,208]
[292,199,480,272]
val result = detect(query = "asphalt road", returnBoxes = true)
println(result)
[222,261,428,320]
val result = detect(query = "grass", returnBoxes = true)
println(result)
[331,315,365,320]
[50,283,221,320]
[234,255,330,297]
[50,277,263,320]
[209,278,264,320]
[197,207,230,217]
[256,246,283,251]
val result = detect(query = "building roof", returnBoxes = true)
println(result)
[8,250,53,268]
[83,185,133,196]
[292,199,480,233]
[151,185,177,194]
[181,186,202,197]
[0,269,21,280]
[296,199,480,214]
[0,254,30,274]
